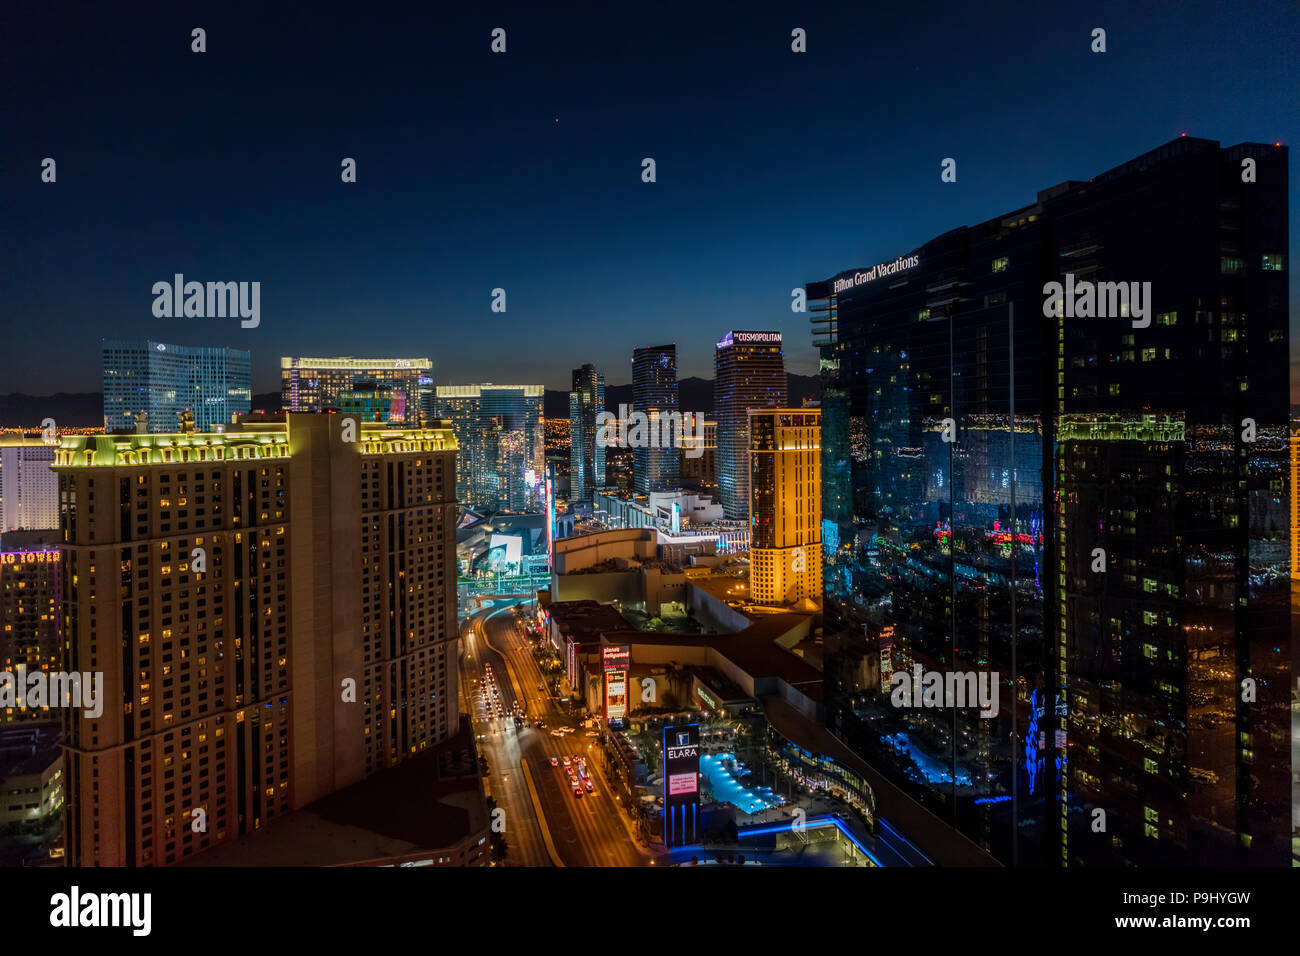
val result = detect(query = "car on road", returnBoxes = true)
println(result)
[561,756,571,766]
[572,784,583,797]
[584,778,594,793]
[585,731,598,737]
[549,756,559,766]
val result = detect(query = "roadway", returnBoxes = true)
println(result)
[462,604,664,867]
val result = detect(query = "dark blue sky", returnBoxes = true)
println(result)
[2,0,1296,395]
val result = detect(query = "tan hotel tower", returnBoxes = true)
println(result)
[53,413,459,866]
[748,408,821,607]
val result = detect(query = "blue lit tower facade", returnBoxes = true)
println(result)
[568,364,605,502]
[631,344,680,495]
[436,384,544,512]
[102,339,251,433]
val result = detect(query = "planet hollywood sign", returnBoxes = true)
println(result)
[833,254,921,294]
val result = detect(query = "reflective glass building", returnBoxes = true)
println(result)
[632,344,680,494]
[437,383,544,512]
[810,137,1289,866]
[103,339,251,433]
[714,331,787,520]
[569,364,606,502]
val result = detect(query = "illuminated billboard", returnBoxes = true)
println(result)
[661,723,700,847]
[605,673,627,722]
[604,645,630,722]
[601,644,631,672]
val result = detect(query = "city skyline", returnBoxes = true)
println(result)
[4,2,1296,398]
[2,0,1298,906]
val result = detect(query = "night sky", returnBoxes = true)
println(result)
[2,0,1296,396]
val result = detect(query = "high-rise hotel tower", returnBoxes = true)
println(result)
[53,413,459,865]
[809,136,1289,867]
[632,344,680,495]
[568,364,606,502]
[749,408,821,606]
[714,331,787,520]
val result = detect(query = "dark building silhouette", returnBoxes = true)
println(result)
[810,136,1289,866]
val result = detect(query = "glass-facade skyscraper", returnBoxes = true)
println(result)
[632,344,680,495]
[102,339,251,433]
[569,364,605,502]
[810,136,1290,866]
[714,331,787,519]
[437,384,544,512]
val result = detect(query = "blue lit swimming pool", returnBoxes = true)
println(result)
[698,752,784,815]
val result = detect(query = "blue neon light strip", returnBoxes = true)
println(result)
[735,814,883,866]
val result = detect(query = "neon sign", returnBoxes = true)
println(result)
[0,551,59,565]
[832,255,920,293]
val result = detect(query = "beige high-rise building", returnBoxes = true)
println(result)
[748,408,821,606]
[52,413,459,866]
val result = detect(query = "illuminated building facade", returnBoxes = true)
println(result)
[103,340,251,434]
[631,344,680,494]
[1291,434,1299,580]
[339,381,404,424]
[1,438,60,531]
[436,384,544,512]
[52,413,460,865]
[280,356,432,423]
[810,136,1290,866]
[0,531,61,725]
[679,420,717,491]
[714,331,787,520]
[749,409,821,606]
[568,364,606,502]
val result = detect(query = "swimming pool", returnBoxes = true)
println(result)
[698,752,784,815]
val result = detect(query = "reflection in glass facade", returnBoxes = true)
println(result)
[811,137,1289,866]
[569,364,606,502]
[632,344,680,494]
[103,339,251,433]
[437,384,544,512]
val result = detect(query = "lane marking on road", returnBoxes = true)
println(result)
[520,756,564,868]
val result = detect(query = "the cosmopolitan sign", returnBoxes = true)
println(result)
[717,330,782,349]
[833,254,921,293]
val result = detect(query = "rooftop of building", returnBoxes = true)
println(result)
[0,529,62,552]
[762,696,997,867]
[546,600,633,643]
[51,412,458,468]
[595,611,823,703]
[180,717,487,866]
[0,722,63,779]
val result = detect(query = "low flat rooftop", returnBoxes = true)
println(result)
[182,718,487,866]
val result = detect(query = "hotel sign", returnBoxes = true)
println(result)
[1,551,59,566]
[833,254,921,293]
[716,330,782,349]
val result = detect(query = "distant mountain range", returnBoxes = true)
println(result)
[0,392,285,429]
[0,378,822,428]
[542,373,821,419]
